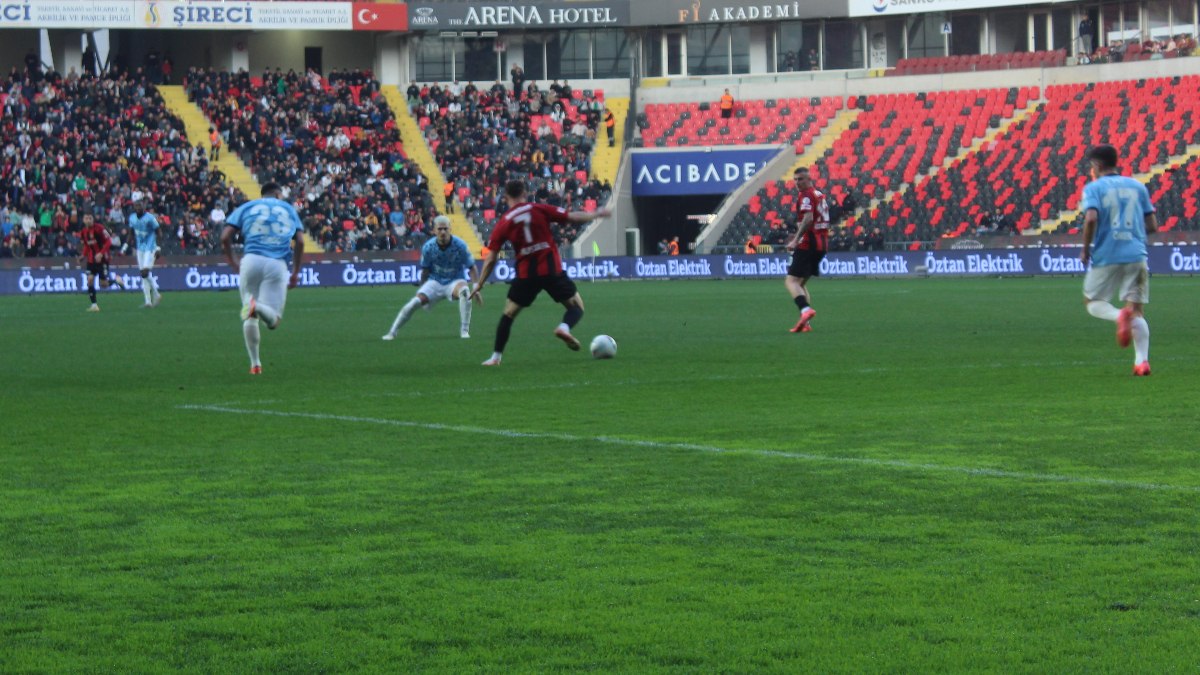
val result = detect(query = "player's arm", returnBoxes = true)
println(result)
[289,230,305,288]
[96,228,112,262]
[471,248,500,301]
[466,261,483,305]
[220,224,240,273]
[1140,186,1158,234]
[1080,208,1098,265]
[786,212,813,251]
[565,207,612,224]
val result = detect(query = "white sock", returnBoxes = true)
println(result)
[556,322,570,333]
[149,275,159,293]
[1086,300,1121,322]
[390,297,422,334]
[142,282,152,304]
[458,287,472,332]
[490,352,502,362]
[1132,317,1150,364]
[243,319,261,367]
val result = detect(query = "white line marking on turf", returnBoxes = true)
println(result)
[178,404,1200,493]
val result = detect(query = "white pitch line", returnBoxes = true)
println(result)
[178,404,1200,494]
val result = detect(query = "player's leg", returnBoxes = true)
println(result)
[384,280,439,339]
[547,276,583,350]
[139,267,153,306]
[238,258,264,372]
[142,248,161,305]
[254,259,289,330]
[483,281,533,365]
[86,270,99,311]
[1082,265,1126,345]
[104,262,125,289]
[1120,262,1151,374]
[786,273,815,333]
[452,280,472,338]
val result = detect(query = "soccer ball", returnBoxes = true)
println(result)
[590,334,617,359]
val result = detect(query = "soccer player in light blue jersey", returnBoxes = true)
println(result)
[384,215,480,340]
[1080,144,1158,376]
[220,183,306,375]
[128,200,162,307]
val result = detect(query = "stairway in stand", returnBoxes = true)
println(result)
[381,86,484,255]
[787,104,859,177]
[590,96,628,197]
[158,85,322,253]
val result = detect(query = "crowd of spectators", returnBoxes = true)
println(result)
[1078,34,1196,64]
[186,67,437,253]
[1,63,242,259]
[406,78,612,246]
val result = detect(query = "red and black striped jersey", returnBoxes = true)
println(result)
[796,187,830,252]
[489,202,569,278]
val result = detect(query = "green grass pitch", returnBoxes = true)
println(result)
[3,277,1199,671]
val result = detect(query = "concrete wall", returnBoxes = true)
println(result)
[638,56,1200,108]
[0,30,46,72]
[248,31,378,74]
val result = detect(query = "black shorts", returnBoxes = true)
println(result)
[787,249,826,279]
[86,261,110,279]
[508,274,578,307]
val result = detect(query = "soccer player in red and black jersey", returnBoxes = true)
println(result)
[78,213,125,311]
[471,180,611,366]
[784,166,830,333]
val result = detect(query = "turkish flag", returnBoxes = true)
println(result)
[352,2,407,31]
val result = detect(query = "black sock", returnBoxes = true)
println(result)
[494,314,514,353]
[562,305,584,329]
[89,287,96,304]
[793,295,809,312]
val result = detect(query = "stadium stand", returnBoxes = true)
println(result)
[185,67,437,253]
[889,50,1067,76]
[0,69,242,259]
[858,76,1200,243]
[720,87,1034,248]
[638,97,842,151]
[723,75,1200,250]
[405,80,612,245]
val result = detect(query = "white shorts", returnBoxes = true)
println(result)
[239,254,290,317]
[417,278,468,306]
[136,247,158,270]
[1083,260,1149,305]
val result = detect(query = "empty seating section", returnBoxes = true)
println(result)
[858,77,1200,243]
[638,97,841,150]
[188,68,434,252]
[409,82,611,244]
[889,50,1067,76]
[1058,153,1200,234]
[1143,156,1200,232]
[721,88,1031,249]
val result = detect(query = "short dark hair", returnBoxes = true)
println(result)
[1087,145,1118,170]
[505,180,526,199]
[261,182,282,197]
[794,167,810,178]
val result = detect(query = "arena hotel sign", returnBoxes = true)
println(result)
[407,1,629,30]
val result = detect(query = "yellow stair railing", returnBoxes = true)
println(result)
[381,86,484,255]
[157,85,323,253]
